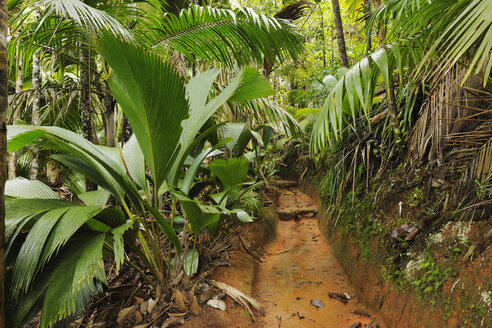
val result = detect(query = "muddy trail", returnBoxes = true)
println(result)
[183,183,378,328]
[253,185,376,328]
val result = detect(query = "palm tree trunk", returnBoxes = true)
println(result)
[373,0,386,45]
[331,0,349,68]
[364,0,372,54]
[0,0,9,326]
[8,46,23,179]
[387,78,402,146]
[80,45,97,191]
[121,114,132,146]
[30,49,40,180]
[320,6,326,69]
[103,89,115,147]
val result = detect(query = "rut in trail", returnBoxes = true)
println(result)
[254,184,374,328]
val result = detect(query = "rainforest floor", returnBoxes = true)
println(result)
[184,182,380,328]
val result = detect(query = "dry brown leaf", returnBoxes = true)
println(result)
[133,324,151,328]
[147,298,158,314]
[199,287,220,303]
[134,310,143,323]
[175,290,188,312]
[140,301,148,314]
[116,305,136,324]
[210,280,263,320]
[190,295,201,315]
[183,291,194,304]
[161,316,185,328]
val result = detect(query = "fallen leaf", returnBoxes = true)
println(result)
[207,298,226,311]
[175,290,188,312]
[190,295,201,315]
[134,324,151,328]
[199,287,220,303]
[161,316,185,328]
[347,323,362,328]
[134,310,143,323]
[147,298,157,314]
[140,301,148,314]
[353,309,371,318]
[116,305,135,324]
[328,292,350,304]
[310,299,324,308]
[134,296,144,304]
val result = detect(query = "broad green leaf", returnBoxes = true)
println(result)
[209,156,249,189]
[78,189,111,206]
[230,209,254,223]
[99,33,190,191]
[173,193,221,236]
[5,178,60,200]
[182,249,199,276]
[219,123,247,153]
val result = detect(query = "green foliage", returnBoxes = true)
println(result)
[4,186,127,328]
[153,5,304,67]
[99,33,190,192]
[410,253,452,296]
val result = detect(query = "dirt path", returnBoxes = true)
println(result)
[254,186,375,328]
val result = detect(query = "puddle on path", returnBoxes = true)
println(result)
[254,187,374,328]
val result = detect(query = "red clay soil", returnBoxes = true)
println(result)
[184,186,378,327]
[255,187,375,328]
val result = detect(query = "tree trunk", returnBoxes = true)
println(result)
[103,89,115,147]
[121,114,132,146]
[30,49,40,180]
[320,6,326,69]
[331,0,349,68]
[80,45,97,191]
[364,0,372,54]
[0,1,9,326]
[8,46,23,179]
[387,78,402,146]
[373,0,386,45]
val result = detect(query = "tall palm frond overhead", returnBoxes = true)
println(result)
[370,0,492,86]
[310,0,492,155]
[310,40,425,153]
[151,5,304,67]
[11,0,130,37]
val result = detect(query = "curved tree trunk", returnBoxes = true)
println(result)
[331,0,349,68]
[30,49,40,180]
[0,0,8,326]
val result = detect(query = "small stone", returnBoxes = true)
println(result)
[310,299,324,308]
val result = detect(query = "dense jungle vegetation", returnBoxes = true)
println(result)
[0,0,490,327]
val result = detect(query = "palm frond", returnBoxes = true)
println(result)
[153,5,304,66]
[39,0,130,37]
[99,33,190,192]
[5,177,60,199]
[5,196,126,328]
